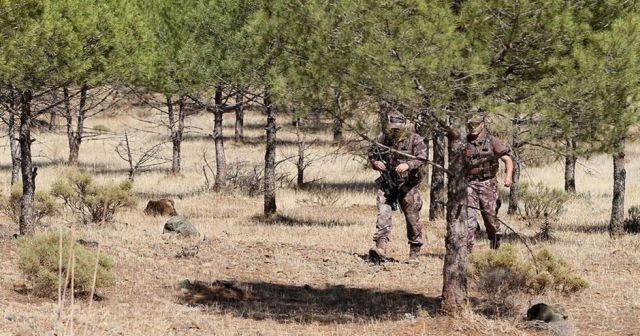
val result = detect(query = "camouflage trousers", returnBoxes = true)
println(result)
[373,186,423,248]
[466,177,501,251]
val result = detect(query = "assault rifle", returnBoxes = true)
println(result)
[372,144,399,211]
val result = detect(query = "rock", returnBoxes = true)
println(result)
[4,313,16,322]
[163,216,199,237]
[145,199,178,216]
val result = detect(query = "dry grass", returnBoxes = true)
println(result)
[0,105,639,335]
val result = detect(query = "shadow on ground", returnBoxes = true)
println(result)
[555,222,609,234]
[0,159,172,176]
[250,214,359,227]
[178,279,440,323]
[300,181,377,193]
[182,134,337,147]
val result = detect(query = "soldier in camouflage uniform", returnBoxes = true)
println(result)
[464,113,513,251]
[368,113,427,263]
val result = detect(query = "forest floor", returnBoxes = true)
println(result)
[0,105,639,335]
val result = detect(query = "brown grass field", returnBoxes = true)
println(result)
[0,105,639,336]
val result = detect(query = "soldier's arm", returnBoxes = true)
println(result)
[368,134,387,171]
[406,134,427,170]
[491,136,513,187]
[500,154,513,187]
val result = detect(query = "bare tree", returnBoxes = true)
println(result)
[115,131,170,181]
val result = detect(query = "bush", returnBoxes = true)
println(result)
[519,182,569,219]
[223,163,262,197]
[0,185,57,226]
[299,187,341,206]
[16,231,115,297]
[469,245,588,317]
[51,170,137,223]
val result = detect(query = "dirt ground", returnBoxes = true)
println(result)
[1,109,639,335]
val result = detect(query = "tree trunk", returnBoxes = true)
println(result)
[295,118,305,187]
[8,101,21,185]
[508,148,521,215]
[18,90,36,235]
[66,84,88,165]
[49,111,56,131]
[213,87,227,190]
[508,118,521,214]
[167,95,175,169]
[429,126,446,220]
[48,88,60,131]
[234,88,244,143]
[333,90,343,142]
[564,138,577,193]
[415,105,431,182]
[176,96,185,172]
[610,141,626,238]
[441,133,468,315]
[264,91,277,216]
[167,94,183,174]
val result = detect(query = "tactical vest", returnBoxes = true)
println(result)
[381,134,424,186]
[465,134,500,180]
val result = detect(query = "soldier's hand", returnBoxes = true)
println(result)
[372,161,386,171]
[504,177,512,187]
[395,163,410,173]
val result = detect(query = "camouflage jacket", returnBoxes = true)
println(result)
[464,130,510,180]
[368,132,427,187]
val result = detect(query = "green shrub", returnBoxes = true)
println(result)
[469,245,587,316]
[519,182,569,219]
[532,249,589,294]
[50,170,137,223]
[0,185,57,226]
[16,231,115,297]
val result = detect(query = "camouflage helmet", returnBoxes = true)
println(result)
[388,113,407,129]
[466,107,487,125]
